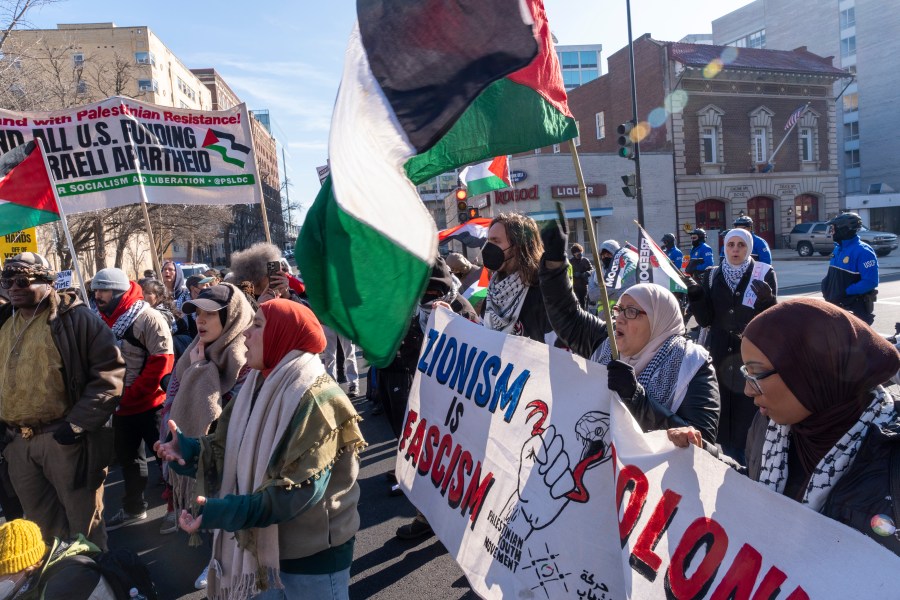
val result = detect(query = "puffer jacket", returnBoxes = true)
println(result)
[0,290,124,431]
[539,258,720,443]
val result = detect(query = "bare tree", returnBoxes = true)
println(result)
[0,0,64,55]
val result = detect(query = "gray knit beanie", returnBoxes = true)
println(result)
[91,268,130,292]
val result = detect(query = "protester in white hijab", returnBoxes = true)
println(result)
[687,225,777,461]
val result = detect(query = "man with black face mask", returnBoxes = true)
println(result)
[569,243,593,309]
[821,212,879,324]
[686,228,714,281]
[92,268,174,532]
[480,213,552,342]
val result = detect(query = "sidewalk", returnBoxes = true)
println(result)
[767,248,900,290]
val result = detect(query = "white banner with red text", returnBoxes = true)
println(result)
[398,309,900,599]
[0,96,261,213]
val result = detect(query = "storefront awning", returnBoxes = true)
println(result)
[527,207,613,221]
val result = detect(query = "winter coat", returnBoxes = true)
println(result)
[539,259,720,443]
[688,262,777,453]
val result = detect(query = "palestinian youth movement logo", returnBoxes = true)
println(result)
[202,129,251,168]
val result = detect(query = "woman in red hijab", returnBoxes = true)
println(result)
[156,299,366,599]
[669,298,900,556]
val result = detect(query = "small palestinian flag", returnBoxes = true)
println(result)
[438,217,492,249]
[460,157,511,197]
[0,141,59,236]
[202,129,251,168]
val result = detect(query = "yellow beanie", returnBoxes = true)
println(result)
[0,520,46,575]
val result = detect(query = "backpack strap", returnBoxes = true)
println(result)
[121,322,147,355]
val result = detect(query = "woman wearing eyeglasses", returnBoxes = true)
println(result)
[686,228,777,461]
[669,298,900,555]
[539,223,720,443]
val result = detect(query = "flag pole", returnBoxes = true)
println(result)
[568,139,618,360]
[762,102,810,172]
[246,106,272,244]
[36,139,90,305]
[122,115,163,280]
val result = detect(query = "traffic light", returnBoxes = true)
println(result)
[621,173,637,198]
[467,206,480,220]
[456,187,470,223]
[617,121,636,160]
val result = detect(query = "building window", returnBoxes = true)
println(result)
[845,148,860,168]
[72,53,85,68]
[752,127,767,163]
[579,51,597,68]
[562,70,580,89]
[748,29,765,49]
[176,76,196,101]
[799,127,814,161]
[841,36,856,58]
[580,68,598,83]
[844,121,859,141]
[728,38,747,48]
[134,51,156,65]
[552,143,560,154]
[843,93,858,113]
[534,147,542,155]
[845,177,861,194]
[840,7,855,29]
[137,79,159,92]
[701,127,717,163]
[595,111,605,140]
[559,51,579,69]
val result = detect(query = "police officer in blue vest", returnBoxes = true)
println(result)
[661,233,684,270]
[686,228,714,281]
[719,215,772,264]
[821,212,878,325]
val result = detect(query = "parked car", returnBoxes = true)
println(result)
[180,262,210,278]
[788,222,899,257]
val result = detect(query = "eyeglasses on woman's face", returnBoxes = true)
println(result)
[740,364,778,395]
[612,305,647,320]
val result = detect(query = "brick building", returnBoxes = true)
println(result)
[531,35,850,250]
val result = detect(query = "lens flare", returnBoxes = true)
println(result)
[703,58,724,79]
[665,90,689,114]
[648,107,668,127]
[632,122,651,143]
[721,46,739,64]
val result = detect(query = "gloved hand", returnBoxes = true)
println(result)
[53,422,84,445]
[540,218,568,262]
[607,359,638,399]
[751,280,774,306]
[686,280,703,300]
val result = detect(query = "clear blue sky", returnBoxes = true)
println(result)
[29,0,752,225]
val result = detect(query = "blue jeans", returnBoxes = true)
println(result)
[252,568,351,600]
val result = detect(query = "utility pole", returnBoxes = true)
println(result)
[281,146,293,247]
[625,0,645,226]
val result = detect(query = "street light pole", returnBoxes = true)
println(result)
[625,0,645,226]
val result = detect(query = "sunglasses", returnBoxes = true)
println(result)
[740,364,778,395]
[612,305,647,320]
[0,275,37,289]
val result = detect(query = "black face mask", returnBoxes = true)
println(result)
[601,256,612,270]
[691,237,701,248]
[573,253,582,260]
[481,242,509,272]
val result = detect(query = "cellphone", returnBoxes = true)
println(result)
[267,261,281,276]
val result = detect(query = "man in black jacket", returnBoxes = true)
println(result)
[0,253,124,549]
[569,243,593,309]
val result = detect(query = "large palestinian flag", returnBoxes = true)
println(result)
[0,141,58,236]
[298,0,578,366]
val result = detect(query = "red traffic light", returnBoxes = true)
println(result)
[455,188,468,202]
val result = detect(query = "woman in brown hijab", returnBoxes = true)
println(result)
[669,297,900,555]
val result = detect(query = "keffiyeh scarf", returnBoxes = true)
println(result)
[721,258,751,292]
[98,299,147,342]
[596,334,688,409]
[483,272,527,333]
[758,386,896,512]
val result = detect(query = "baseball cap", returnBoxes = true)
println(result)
[186,275,214,289]
[182,284,233,314]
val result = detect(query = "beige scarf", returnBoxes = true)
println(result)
[207,351,364,600]
[616,283,685,375]
[168,283,253,511]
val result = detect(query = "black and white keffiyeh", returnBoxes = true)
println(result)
[758,386,896,512]
[483,272,527,333]
[721,259,751,292]
[100,299,147,341]
[596,334,688,409]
